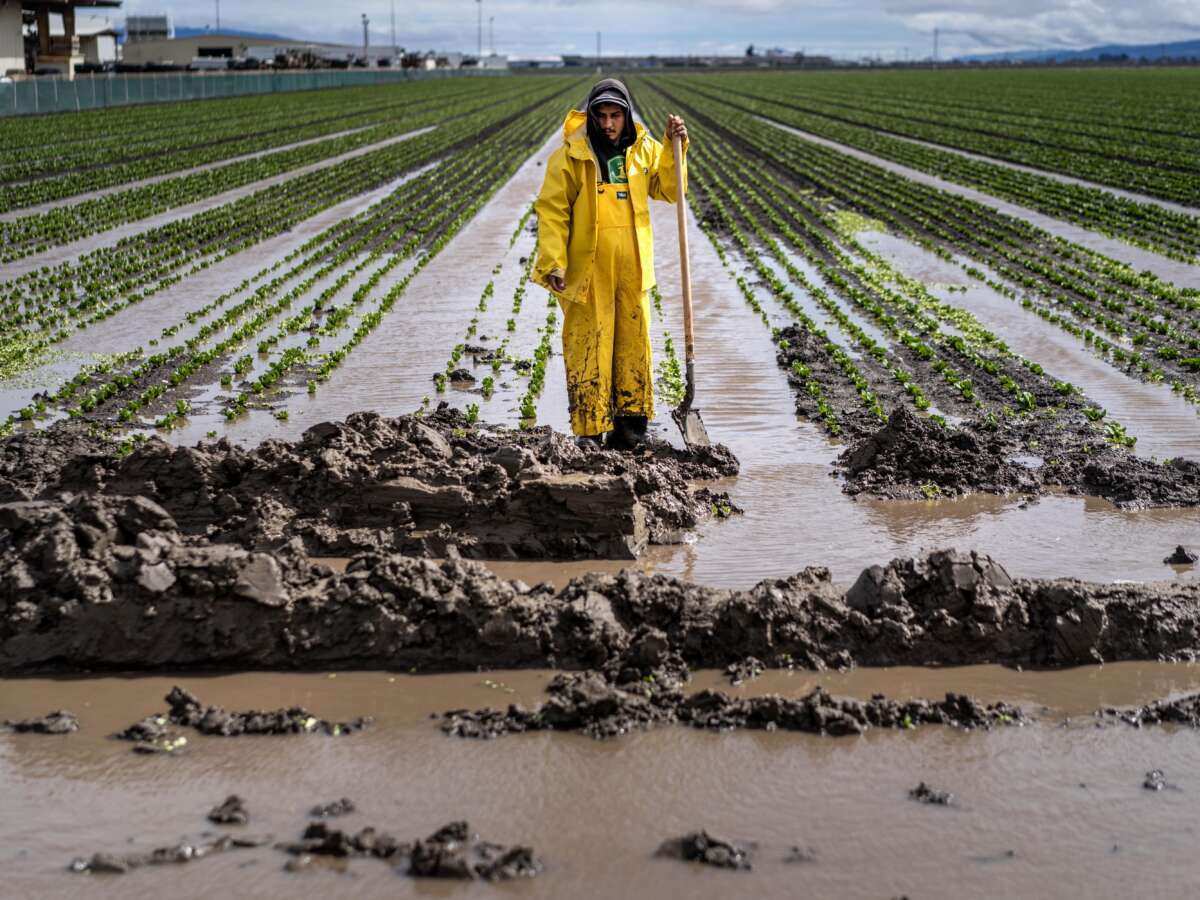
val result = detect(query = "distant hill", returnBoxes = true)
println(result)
[961,38,1200,63]
[118,25,294,43]
[173,25,293,41]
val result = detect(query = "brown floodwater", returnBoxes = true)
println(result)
[4,664,1200,899]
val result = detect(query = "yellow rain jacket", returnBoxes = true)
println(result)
[533,108,688,302]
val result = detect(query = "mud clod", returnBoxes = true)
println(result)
[724,657,765,685]
[838,406,1200,508]
[164,686,372,737]
[909,782,955,805]
[1164,546,1198,565]
[443,677,1025,741]
[408,821,543,880]
[3,710,79,734]
[841,407,1037,499]
[282,821,407,860]
[208,795,249,825]
[0,410,738,561]
[658,831,753,870]
[7,529,1200,676]
[1143,770,1171,792]
[69,834,270,874]
[1100,692,1200,728]
[310,798,357,818]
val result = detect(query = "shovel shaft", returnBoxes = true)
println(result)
[673,134,695,372]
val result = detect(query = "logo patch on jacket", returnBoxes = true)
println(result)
[616,190,629,200]
[607,156,629,184]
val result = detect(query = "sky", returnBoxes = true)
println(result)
[119,0,1200,60]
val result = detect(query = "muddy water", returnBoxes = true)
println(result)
[760,117,1200,288]
[0,124,374,223]
[860,230,1200,462]
[514,197,1200,589]
[5,666,1200,899]
[2,126,437,278]
[277,131,561,434]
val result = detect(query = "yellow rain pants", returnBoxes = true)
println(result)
[561,183,653,437]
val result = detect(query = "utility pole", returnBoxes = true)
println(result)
[391,0,397,57]
[476,0,482,59]
[362,13,369,60]
[215,0,220,31]
[933,28,939,62]
[489,16,494,54]
[596,30,601,69]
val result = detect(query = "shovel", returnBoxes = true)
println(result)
[669,132,711,449]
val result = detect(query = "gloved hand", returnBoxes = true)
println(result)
[548,268,566,292]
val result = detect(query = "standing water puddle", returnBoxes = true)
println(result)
[4,665,1200,899]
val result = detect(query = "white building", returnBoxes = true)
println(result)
[0,0,122,77]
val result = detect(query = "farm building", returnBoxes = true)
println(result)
[0,0,121,77]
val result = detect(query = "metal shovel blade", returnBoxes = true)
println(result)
[672,403,710,448]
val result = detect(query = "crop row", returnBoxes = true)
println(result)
[692,70,1200,206]
[0,77,586,381]
[0,81,538,260]
[644,77,1200,406]
[636,77,1129,445]
[9,88,568,434]
[0,79,487,203]
[664,73,1200,262]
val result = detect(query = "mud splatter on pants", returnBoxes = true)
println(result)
[561,182,653,437]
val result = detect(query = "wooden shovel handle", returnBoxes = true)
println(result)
[672,133,694,367]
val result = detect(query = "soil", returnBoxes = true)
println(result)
[3,709,79,733]
[1164,545,1198,565]
[208,795,249,825]
[69,834,271,874]
[281,821,408,861]
[837,405,1200,508]
[281,819,543,880]
[1097,691,1200,728]
[163,686,371,736]
[310,798,356,818]
[657,831,754,870]
[910,782,955,806]
[0,406,739,560]
[440,676,1027,741]
[724,656,765,685]
[5,498,1200,675]
[407,821,543,880]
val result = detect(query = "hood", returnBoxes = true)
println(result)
[560,82,646,161]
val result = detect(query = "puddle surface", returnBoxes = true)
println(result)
[4,666,1200,899]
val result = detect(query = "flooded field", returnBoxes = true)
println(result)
[5,667,1200,899]
[4,69,1200,898]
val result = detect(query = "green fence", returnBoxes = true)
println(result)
[0,68,508,118]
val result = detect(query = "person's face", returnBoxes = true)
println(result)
[593,103,625,141]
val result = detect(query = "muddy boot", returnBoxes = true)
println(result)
[606,416,648,451]
[575,434,605,450]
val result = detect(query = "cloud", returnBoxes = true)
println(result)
[885,0,1200,50]
[122,0,1200,58]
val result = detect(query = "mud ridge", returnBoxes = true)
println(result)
[5,502,1200,676]
[0,407,738,560]
[1097,691,1200,728]
[114,687,372,742]
[440,665,1026,740]
[839,406,1200,508]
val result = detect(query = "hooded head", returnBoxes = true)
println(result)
[585,78,636,158]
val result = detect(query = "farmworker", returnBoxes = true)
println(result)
[534,78,688,449]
